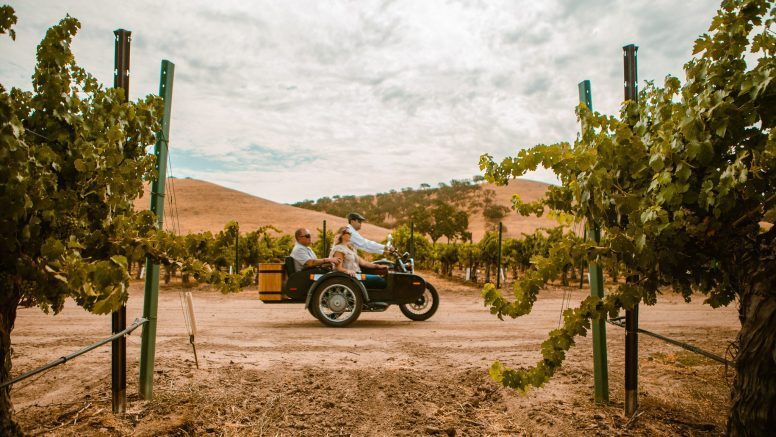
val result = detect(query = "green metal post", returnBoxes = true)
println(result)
[139,60,175,400]
[322,220,327,257]
[496,222,503,288]
[579,79,609,404]
[235,222,240,273]
[410,222,414,258]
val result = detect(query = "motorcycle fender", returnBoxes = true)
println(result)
[304,271,370,309]
[391,273,426,296]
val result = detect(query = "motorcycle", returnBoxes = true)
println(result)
[260,234,440,327]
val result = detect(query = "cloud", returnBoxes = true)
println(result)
[1,0,722,203]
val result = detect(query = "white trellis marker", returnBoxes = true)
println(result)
[182,291,199,368]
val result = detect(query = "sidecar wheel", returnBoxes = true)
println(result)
[399,283,439,321]
[311,278,363,327]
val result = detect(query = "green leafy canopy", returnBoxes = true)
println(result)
[0,10,164,314]
[0,8,246,317]
[479,0,775,390]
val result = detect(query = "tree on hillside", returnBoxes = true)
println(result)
[292,176,494,231]
[415,200,470,244]
[479,1,774,434]
[483,203,511,231]
[428,203,451,243]
[409,206,434,239]
[437,204,469,243]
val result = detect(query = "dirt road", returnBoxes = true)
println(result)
[12,273,738,435]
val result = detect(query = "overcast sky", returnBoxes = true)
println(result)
[2,0,720,203]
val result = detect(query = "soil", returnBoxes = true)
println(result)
[11,272,738,436]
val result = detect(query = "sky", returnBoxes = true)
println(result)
[1,0,721,203]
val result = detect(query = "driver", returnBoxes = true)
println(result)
[345,212,389,254]
[290,228,341,272]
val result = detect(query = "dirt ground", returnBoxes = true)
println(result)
[11,272,739,436]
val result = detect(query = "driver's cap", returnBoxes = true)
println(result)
[347,212,367,222]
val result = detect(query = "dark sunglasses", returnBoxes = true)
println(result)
[301,234,311,238]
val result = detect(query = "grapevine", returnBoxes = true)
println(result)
[479,1,775,434]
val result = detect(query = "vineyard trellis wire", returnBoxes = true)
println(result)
[606,317,733,366]
[0,318,148,390]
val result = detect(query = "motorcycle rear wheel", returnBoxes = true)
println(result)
[311,278,363,327]
[399,282,439,321]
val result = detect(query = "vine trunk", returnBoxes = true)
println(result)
[0,287,22,436]
[727,234,776,435]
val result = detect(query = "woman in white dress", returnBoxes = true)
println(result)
[330,227,387,277]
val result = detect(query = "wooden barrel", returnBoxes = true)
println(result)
[258,263,285,301]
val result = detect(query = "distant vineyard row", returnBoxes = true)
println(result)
[139,220,614,289]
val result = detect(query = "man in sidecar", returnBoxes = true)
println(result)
[290,227,341,272]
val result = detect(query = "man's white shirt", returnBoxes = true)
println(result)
[346,224,385,254]
[290,243,316,272]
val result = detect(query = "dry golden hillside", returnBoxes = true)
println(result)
[132,178,390,242]
[133,178,561,243]
[470,179,561,241]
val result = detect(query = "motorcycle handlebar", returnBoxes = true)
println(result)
[386,247,410,273]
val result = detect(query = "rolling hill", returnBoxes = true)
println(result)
[293,178,562,241]
[132,179,391,242]
[467,179,561,240]
[133,178,562,243]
